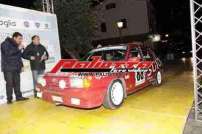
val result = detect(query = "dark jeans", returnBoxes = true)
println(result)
[32,70,44,96]
[3,71,22,101]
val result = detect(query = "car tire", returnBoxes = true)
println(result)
[152,70,162,86]
[103,80,125,109]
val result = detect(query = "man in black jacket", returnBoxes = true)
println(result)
[23,35,49,97]
[1,32,29,104]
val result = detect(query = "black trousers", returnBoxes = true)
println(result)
[3,71,22,101]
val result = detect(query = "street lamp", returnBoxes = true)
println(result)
[149,34,161,42]
[117,21,124,43]
[165,34,169,37]
[117,21,123,29]
[153,34,161,42]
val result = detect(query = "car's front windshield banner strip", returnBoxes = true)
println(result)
[61,68,111,72]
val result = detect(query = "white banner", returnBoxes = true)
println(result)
[0,4,61,104]
[0,16,52,30]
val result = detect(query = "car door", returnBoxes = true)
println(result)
[126,46,147,92]
[142,48,158,83]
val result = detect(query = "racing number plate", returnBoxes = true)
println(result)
[52,96,63,102]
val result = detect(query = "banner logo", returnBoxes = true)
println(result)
[0,19,16,28]
[24,21,30,28]
[35,22,40,28]
[0,17,51,30]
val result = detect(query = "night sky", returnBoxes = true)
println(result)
[153,0,190,33]
[152,0,191,51]
[0,0,35,8]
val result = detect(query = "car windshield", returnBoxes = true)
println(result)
[82,47,127,61]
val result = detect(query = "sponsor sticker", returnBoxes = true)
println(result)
[0,17,51,30]
[135,72,145,86]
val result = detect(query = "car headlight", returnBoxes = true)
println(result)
[59,80,66,89]
[70,77,91,88]
[70,77,83,88]
[37,77,46,87]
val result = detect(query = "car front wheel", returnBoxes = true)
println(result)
[103,80,124,109]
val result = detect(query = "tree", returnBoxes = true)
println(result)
[32,0,42,11]
[54,0,96,58]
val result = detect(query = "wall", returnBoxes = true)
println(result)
[94,0,150,40]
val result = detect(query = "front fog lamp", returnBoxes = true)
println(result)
[59,80,66,89]
[37,77,46,87]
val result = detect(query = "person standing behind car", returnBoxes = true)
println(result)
[22,35,49,97]
[1,32,29,104]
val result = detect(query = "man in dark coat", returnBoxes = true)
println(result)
[1,32,29,104]
[22,35,49,97]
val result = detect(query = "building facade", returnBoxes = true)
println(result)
[93,0,156,45]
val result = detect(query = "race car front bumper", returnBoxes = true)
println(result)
[36,85,106,109]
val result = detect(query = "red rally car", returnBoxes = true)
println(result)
[36,43,163,109]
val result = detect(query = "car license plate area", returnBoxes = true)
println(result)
[52,95,63,103]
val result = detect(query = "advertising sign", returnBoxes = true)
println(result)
[0,4,61,104]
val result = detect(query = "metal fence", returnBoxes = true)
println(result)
[42,0,54,13]
[190,0,202,120]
